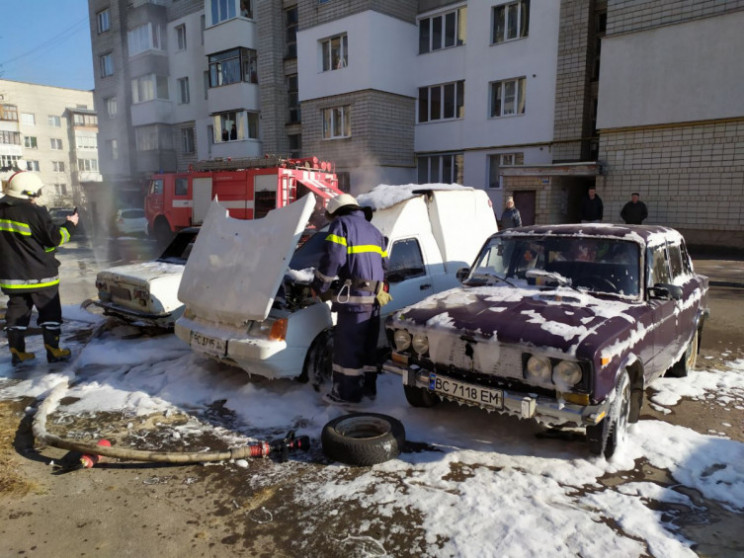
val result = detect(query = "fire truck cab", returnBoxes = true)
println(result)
[145,156,341,244]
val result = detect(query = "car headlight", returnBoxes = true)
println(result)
[393,329,411,351]
[249,318,288,341]
[411,333,429,355]
[525,355,552,384]
[553,360,582,388]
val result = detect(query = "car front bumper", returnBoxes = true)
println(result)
[82,298,179,328]
[382,362,610,428]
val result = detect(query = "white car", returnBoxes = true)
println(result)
[83,228,198,327]
[174,186,497,385]
[115,208,148,236]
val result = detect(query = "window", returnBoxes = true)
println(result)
[0,131,20,145]
[135,124,173,151]
[492,0,530,44]
[149,179,164,195]
[127,23,166,56]
[419,7,466,53]
[418,81,464,122]
[97,9,110,33]
[417,153,463,184]
[175,178,189,195]
[488,152,524,188]
[177,77,190,104]
[211,0,237,25]
[105,97,118,118]
[1,104,18,121]
[108,139,119,160]
[209,48,257,87]
[490,77,526,117]
[321,34,347,71]
[200,15,205,44]
[181,127,195,153]
[288,133,301,158]
[50,138,63,150]
[52,161,65,172]
[78,159,99,172]
[388,239,426,282]
[73,113,98,126]
[176,24,187,50]
[131,74,169,103]
[322,106,350,139]
[26,160,40,171]
[24,136,38,148]
[288,74,300,123]
[48,115,61,127]
[648,246,671,286]
[240,0,252,18]
[286,7,298,58]
[76,134,97,150]
[54,184,68,196]
[213,110,259,142]
[100,53,113,77]
[203,71,210,99]
[21,113,35,126]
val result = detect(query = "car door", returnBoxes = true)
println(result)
[384,237,433,316]
[647,243,679,375]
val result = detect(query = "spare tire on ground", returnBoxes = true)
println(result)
[321,413,405,466]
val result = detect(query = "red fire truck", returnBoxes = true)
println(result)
[144,156,342,244]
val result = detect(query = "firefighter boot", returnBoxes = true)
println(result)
[7,328,35,366]
[42,326,71,363]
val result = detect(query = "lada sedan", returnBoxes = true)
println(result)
[383,224,709,457]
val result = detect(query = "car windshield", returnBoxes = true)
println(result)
[157,230,198,264]
[288,229,326,270]
[468,235,641,297]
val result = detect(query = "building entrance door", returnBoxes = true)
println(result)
[513,190,536,225]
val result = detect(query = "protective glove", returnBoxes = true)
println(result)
[375,290,393,307]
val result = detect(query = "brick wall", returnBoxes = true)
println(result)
[607,0,744,35]
[297,0,417,29]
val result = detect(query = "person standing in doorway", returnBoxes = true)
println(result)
[0,171,78,365]
[311,194,390,405]
[620,192,648,224]
[580,186,603,223]
[500,195,522,229]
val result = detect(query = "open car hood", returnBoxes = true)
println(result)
[178,195,315,325]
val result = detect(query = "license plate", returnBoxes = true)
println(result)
[190,331,226,357]
[428,373,503,410]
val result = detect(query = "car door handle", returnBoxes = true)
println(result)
[420,283,431,290]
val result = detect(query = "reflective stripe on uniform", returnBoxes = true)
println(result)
[332,363,365,377]
[0,276,60,289]
[347,244,387,257]
[0,219,32,236]
[339,295,375,304]
[59,227,71,244]
[325,233,347,246]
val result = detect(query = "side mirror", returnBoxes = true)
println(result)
[456,267,470,282]
[649,283,682,300]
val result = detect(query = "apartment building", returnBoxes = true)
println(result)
[0,79,100,209]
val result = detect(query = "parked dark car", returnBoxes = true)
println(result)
[383,224,710,457]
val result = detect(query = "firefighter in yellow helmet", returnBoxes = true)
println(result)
[0,171,79,365]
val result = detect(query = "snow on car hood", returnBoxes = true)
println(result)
[178,195,315,325]
[98,261,185,285]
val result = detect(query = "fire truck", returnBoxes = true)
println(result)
[144,156,342,244]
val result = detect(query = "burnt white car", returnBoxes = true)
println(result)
[384,224,710,457]
[82,228,197,327]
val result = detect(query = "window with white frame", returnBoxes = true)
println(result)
[322,106,350,139]
[97,9,110,33]
[1,155,21,167]
[209,48,257,87]
[0,131,20,145]
[50,138,63,150]
[492,0,530,44]
[177,77,190,104]
[100,53,113,77]
[76,134,97,150]
[131,74,169,103]
[108,139,119,160]
[419,7,466,53]
[176,24,187,50]
[48,115,61,127]
[321,34,347,71]
[490,77,526,117]
[26,160,40,171]
[488,152,523,188]
[78,159,99,172]
[417,153,464,184]
[105,97,117,118]
[127,23,166,56]
[182,127,195,153]
[20,113,35,126]
[24,136,37,148]
[211,0,237,25]
[418,80,464,123]
[213,110,259,142]
[52,161,65,172]
[54,184,68,196]
[135,124,173,151]
[73,113,97,126]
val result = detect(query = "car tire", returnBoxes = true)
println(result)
[403,384,439,408]
[154,219,173,247]
[587,372,630,458]
[321,413,406,466]
[666,328,700,378]
[298,330,332,391]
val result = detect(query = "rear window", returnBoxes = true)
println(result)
[121,209,145,219]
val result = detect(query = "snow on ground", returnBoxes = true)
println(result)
[1,305,743,557]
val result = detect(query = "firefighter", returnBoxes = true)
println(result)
[0,171,78,365]
[311,194,392,404]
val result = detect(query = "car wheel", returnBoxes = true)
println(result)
[403,384,439,408]
[666,328,700,378]
[321,413,405,466]
[298,330,332,391]
[154,219,173,247]
[587,372,630,458]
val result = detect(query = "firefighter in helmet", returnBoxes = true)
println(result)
[311,193,392,404]
[0,171,79,365]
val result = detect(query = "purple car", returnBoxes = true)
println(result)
[383,224,710,457]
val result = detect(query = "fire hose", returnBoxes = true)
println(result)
[33,378,310,469]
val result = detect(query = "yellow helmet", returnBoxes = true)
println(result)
[4,171,44,199]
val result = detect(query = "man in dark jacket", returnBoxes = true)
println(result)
[580,186,603,223]
[500,196,522,229]
[0,171,78,365]
[620,192,648,224]
[311,194,389,404]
